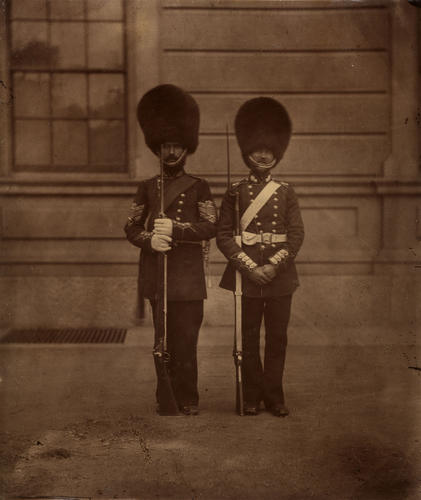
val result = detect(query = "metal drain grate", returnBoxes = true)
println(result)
[0,328,127,344]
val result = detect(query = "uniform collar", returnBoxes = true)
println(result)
[249,172,272,184]
[163,168,185,179]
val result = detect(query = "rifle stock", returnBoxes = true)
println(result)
[153,145,179,416]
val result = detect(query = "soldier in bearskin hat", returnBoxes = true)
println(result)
[217,97,304,417]
[124,84,217,416]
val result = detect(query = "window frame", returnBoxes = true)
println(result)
[5,0,132,177]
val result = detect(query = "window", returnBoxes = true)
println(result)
[10,0,127,173]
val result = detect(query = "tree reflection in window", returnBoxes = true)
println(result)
[10,0,127,173]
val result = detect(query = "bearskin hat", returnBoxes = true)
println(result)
[137,84,200,155]
[234,97,292,161]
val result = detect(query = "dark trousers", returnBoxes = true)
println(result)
[241,295,292,408]
[150,299,203,407]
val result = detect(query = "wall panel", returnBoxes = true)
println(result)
[190,135,388,176]
[196,94,389,134]
[298,197,381,261]
[162,0,388,8]
[163,52,388,93]
[2,208,128,239]
[0,239,137,264]
[162,9,388,51]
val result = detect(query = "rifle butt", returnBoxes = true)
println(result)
[233,353,244,416]
[153,353,179,416]
[235,370,244,416]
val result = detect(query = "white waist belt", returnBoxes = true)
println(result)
[242,231,287,246]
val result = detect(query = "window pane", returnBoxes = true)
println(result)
[50,0,85,20]
[11,21,54,69]
[89,120,125,164]
[88,22,123,70]
[11,0,47,19]
[50,22,86,69]
[52,73,87,118]
[13,72,50,118]
[15,120,50,165]
[89,74,124,118]
[53,121,88,165]
[87,0,123,20]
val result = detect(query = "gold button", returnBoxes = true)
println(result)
[250,198,254,202]
[274,205,278,209]
[271,244,276,248]
[272,229,276,233]
[274,213,278,217]
[181,193,186,197]
[176,217,181,221]
[177,209,182,213]
[256,222,262,226]
[254,215,258,219]
[272,221,276,225]
[179,200,184,205]
[248,185,252,189]
[274,198,278,201]
[261,244,265,249]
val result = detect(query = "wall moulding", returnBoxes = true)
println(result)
[162,0,389,10]
[1,177,421,197]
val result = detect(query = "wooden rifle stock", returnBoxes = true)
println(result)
[226,124,244,416]
[153,144,179,416]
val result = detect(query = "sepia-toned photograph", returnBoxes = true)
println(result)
[0,0,420,498]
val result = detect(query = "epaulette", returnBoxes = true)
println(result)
[229,178,248,195]
[186,173,202,181]
[272,179,289,190]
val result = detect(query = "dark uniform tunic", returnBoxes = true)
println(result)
[217,172,304,409]
[125,170,217,407]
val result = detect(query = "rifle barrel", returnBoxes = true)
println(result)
[226,124,231,188]
[160,144,165,217]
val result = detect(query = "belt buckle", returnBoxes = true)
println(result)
[262,233,272,245]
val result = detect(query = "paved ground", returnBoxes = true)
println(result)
[0,327,420,500]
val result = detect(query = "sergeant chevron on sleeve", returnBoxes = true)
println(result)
[124,84,217,417]
[217,97,304,418]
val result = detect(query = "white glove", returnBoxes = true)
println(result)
[154,218,173,236]
[151,234,172,252]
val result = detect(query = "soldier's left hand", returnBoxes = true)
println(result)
[262,264,277,280]
[154,218,173,236]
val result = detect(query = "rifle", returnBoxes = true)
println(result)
[152,144,179,416]
[226,124,244,416]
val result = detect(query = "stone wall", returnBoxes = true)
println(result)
[0,0,420,343]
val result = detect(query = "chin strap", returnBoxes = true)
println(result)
[247,154,277,170]
[163,148,188,169]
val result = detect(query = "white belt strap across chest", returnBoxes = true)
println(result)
[240,180,280,232]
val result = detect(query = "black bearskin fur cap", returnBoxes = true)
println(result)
[235,97,292,162]
[137,84,200,155]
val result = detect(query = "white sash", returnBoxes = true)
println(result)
[240,180,279,232]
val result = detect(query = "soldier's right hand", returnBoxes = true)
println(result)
[261,264,277,280]
[248,266,273,285]
[151,234,172,252]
